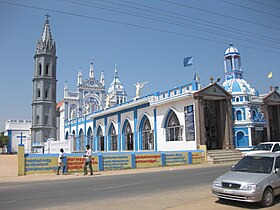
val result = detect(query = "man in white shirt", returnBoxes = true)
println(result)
[83,144,93,175]
[57,148,66,175]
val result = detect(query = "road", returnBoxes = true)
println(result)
[0,164,280,209]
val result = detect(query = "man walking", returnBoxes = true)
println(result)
[57,148,66,175]
[83,144,93,175]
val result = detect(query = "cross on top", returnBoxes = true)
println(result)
[45,13,50,20]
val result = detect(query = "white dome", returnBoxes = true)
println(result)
[224,42,239,56]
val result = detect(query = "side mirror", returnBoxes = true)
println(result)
[275,168,280,174]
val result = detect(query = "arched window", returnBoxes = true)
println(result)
[38,64,42,76]
[36,115,40,125]
[87,128,93,150]
[166,111,183,141]
[65,131,69,141]
[140,116,154,150]
[252,110,257,120]
[97,126,104,151]
[109,124,118,151]
[236,97,240,102]
[236,110,242,121]
[124,121,133,150]
[79,129,85,152]
[72,130,77,151]
[45,90,48,99]
[37,89,41,98]
[46,64,49,75]
[44,115,48,125]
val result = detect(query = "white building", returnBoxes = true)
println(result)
[4,120,31,153]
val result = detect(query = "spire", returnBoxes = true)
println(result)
[77,68,83,86]
[64,81,68,98]
[89,58,94,79]
[41,13,52,42]
[36,14,56,54]
[100,70,105,86]
[114,64,118,85]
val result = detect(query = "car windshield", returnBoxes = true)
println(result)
[232,156,274,174]
[252,144,273,151]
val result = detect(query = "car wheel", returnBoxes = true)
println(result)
[260,187,274,207]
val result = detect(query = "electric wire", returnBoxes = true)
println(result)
[62,0,280,49]
[162,0,280,31]
[220,0,280,18]
[0,0,279,54]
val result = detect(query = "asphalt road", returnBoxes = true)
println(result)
[1,164,280,210]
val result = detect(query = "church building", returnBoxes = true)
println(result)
[28,16,280,154]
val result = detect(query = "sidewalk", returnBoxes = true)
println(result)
[0,162,224,184]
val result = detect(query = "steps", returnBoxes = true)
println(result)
[207,149,244,164]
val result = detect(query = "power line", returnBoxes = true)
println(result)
[112,0,280,45]
[62,0,280,49]
[0,0,279,54]
[162,0,280,31]
[221,0,280,18]
[246,0,280,11]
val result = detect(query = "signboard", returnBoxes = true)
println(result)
[192,152,205,164]
[165,152,188,166]
[103,154,132,171]
[135,154,162,168]
[184,105,195,141]
[25,156,57,174]
[67,156,99,173]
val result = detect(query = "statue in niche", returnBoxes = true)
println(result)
[70,109,75,119]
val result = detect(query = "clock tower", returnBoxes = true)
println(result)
[31,14,57,146]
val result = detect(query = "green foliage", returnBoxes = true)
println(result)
[0,132,8,147]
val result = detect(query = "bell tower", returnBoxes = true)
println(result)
[31,14,57,146]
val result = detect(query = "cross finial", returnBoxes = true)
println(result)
[45,13,50,20]
[210,76,214,83]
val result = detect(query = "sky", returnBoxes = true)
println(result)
[0,0,279,131]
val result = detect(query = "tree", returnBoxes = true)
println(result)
[0,132,8,147]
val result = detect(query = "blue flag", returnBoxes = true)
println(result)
[183,56,193,67]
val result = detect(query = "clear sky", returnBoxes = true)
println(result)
[0,0,279,131]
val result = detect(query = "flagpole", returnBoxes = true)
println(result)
[193,56,196,81]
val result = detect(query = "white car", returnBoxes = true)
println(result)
[246,142,280,155]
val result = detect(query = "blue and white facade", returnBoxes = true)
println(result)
[222,43,268,148]
[63,80,205,152]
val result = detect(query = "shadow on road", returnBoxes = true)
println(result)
[215,195,280,209]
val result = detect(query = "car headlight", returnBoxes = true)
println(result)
[213,180,222,187]
[242,184,258,191]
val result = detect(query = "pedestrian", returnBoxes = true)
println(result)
[57,148,66,175]
[83,144,93,175]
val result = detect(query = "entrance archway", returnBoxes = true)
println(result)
[194,83,234,150]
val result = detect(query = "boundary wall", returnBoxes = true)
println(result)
[18,145,205,176]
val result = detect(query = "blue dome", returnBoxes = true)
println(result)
[224,42,239,56]
[223,78,255,95]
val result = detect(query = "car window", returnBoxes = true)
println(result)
[232,156,273,174]
[272,144,280,152]
[252,144,273,151]
[276,157,280,169]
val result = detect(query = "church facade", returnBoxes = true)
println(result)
[28,16,280,154]
[59,42,280,153]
